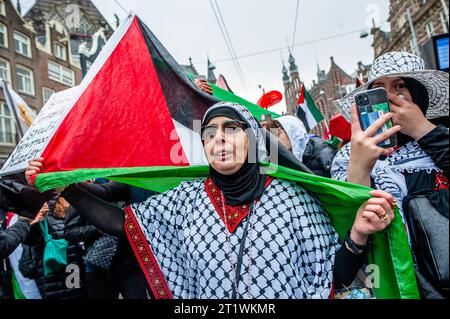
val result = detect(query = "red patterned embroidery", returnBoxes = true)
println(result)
[205,177,274,234]
[435,172,449,191]
[124,207,173,299]
[387,146,400,158]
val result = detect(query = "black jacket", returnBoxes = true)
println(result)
[0,212,30,299]
[0,174,51,299]
[65,207,101,248]
[0,174,53,219]
[302,137,338,178]
[403,125,449,298]
[21,213,84,299]
[0,219,30,259]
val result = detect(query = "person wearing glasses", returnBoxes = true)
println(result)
[25,102,396,299]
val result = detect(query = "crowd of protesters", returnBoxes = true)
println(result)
[0,52,448,299]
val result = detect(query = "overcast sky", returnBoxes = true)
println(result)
[19,0,391,114]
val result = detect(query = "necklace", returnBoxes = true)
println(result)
[220,191,255,299]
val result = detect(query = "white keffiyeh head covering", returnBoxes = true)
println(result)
[275,115,310,162]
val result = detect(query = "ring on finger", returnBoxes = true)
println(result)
[390,199,398,209]
[379,211,388,222]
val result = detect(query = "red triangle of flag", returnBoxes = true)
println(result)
[297,84,305,106]
[41,17,191,173]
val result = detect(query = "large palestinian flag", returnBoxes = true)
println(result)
[1,14,418,299]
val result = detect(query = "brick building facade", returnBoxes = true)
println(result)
[308,57,356,137]
[282,53,369,138]
[282,52,302,116]
[0,0,112,164]
[371,0,449,59]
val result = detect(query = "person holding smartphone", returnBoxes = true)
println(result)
[331,52,449,299]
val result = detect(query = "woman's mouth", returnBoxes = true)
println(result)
[214,150,232,161]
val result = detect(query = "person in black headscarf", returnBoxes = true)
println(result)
[25,102,395,299]
[332,52,449,299]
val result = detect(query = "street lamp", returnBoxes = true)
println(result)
[360,29,370,39]
[405,8,421,58]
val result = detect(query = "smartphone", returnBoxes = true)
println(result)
[355,87,397,148]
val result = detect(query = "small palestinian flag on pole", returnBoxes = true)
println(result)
[1,80,37,138]
[296,84,323,132]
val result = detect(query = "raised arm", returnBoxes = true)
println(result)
[62,184,125,237]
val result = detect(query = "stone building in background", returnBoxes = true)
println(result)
[308,57,355,138]
[24,0,114,66]
[371,0,449,60]
[282,51,302,115]
[0,0,113,163]
[282,52,368,138]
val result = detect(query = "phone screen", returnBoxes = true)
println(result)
[359,102,394,147]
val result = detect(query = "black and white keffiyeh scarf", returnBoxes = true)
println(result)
[331,141,440,223]
[126,178,340,299]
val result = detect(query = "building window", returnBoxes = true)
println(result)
[0,1,5,16]
[0,58,11,84]
[13,31,32,58]
[425,21,435,38]
[54,42,66,61]
[48,61,75,87]
[0,102,16,145]
[16,65,35,96]
[397,14,406,31]
[42,87,55,104]
[78,16,94,35]
[0,23,7,48]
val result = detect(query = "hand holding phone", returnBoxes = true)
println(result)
[355,88,397,148]
[347,105,401,187]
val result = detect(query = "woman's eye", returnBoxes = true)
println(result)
[203,128,216,140]
[224,124,241,133]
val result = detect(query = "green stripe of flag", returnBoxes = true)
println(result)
[304,88,323,123]
[187,73,280,121]
[35,162,419,299]
[211,83,280,120]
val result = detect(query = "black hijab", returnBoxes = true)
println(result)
[201,105,266,206]
[370,77,431,146]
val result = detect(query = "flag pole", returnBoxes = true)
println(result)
[1,79,24,139]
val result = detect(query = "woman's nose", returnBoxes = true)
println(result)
[214,127,226,143]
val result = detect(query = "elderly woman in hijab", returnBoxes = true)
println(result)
[268,115,337,177]
[26,102,395,299]
[331,52,449,299]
